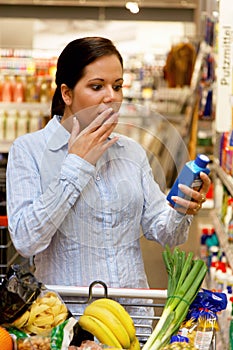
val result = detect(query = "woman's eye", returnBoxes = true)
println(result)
[113,85,123,91]
[92,84,103,91]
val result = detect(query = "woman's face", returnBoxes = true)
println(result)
[62,54,124,130]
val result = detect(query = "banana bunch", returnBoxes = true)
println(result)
[79,298,140,350]
[11,291,68,336]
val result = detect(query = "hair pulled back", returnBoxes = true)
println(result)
[51,37,123,116]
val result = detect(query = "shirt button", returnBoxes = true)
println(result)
[96,176,100,181]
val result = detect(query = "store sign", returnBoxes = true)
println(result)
[216,0,233,132]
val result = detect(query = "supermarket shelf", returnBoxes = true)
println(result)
[211,159,233,271]
[210,209,233,271]
[0,102,50,113]
[213,159,233,195]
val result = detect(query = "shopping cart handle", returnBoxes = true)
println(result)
[45,284,168,299]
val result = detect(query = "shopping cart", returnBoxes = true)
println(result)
[0,218,20,279]
[46,280,216,350]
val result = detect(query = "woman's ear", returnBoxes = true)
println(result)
[61,84,73,105]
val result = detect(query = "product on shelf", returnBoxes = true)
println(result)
[229,297,233,350]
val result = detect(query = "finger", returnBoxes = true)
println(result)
[175,205,201,216]
[101,135,119,151]
[178,183,206,204]
[93,112,119,141]
[87,108,115,132]
[199,193,206,203]
[102,110,119,125]
[171,195,196,210]
[100,112,119,133]
[177,183,193,200]
[199,171,211,193]
[171,196,202,215]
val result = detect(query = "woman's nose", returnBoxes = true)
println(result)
[103,87,115,102]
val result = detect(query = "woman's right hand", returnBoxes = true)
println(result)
[68,108,119,165]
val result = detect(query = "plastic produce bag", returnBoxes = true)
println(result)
[178,289,227,350]
[0,264,71,336]
[11,288,70,336]
[0,264,42,324]
[8,317,78,349]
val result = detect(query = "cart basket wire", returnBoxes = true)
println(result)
[46,280,216,350]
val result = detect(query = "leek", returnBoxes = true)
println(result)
[142,245,208,350]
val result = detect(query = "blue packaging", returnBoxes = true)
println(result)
[166,154,210,207]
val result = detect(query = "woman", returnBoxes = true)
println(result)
[6,37,210,334]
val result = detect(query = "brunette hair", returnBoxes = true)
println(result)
[51,36,124,116]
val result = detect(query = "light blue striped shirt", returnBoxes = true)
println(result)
[6,115,192,293]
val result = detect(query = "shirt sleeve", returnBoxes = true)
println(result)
[6,142,95,257]
[140,154,193,247]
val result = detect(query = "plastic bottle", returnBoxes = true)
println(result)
[13,76,24,103]
[2,75,13,102]
[229,297,233,350]
[224,198,233,231]
[219,131,229,170]
[16,110,29,137]
[200,228,209,264]
[5,110,17,141]
[0,110,6,140]
[167,154,210,207]
[226,130,233,175]
[227,200,233,243]
[214,262,227,292]
[208,246,219,290]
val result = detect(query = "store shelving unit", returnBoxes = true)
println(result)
[0,102,51,153]
[210,159,233,270]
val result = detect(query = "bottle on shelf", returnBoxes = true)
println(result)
[225,130,233,175]
[0,110,6,140]
[13,76,25,103]
[229,297,233,350]
[39,76,50,103]
[16,110,29,137]
[219,131,229,169]
[28,110,42,133]
[199,227,209,264]
[2,75,14,102]
[208,246,219,290]
[25,76,39,103]
[0,76,3,102]
[5,110,17,141]
[227,199,233,243]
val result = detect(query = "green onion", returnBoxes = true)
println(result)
[142,245,208,350]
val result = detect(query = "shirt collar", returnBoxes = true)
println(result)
[45,115,124,151]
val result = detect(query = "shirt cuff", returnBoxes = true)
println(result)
[61,153,95,190]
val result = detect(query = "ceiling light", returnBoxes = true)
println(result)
[125,2,140,14]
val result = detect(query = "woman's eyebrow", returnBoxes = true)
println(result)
[88,78,124,82]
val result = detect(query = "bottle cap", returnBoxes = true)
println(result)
[195,154,210,168]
